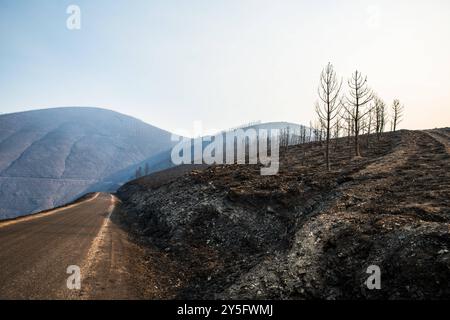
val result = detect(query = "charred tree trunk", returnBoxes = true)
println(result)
[344,70,373,158]
[315,62,342,171]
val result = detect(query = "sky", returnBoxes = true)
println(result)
[1,0,449,135]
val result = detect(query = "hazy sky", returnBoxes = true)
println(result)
[1,0,449,135]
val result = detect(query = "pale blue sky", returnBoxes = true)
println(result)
[1,0,449,135]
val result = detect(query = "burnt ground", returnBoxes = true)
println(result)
[116,128,450,299]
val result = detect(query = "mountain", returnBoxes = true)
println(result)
[0,107,175,219]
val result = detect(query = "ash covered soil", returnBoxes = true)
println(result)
[116,129,450,299]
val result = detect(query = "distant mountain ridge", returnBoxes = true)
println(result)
[0,107,175,219]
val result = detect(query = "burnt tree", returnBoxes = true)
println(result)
[315,63,343,170]
[343,70,373,157]
[374,95,386,140]
[392,99,404,132]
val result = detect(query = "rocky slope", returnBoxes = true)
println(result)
[0,107,174,219]
[116,128,450,299]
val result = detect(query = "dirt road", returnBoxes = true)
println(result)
[0,192,149,299]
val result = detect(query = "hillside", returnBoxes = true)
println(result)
[116,128,450,299]
[0,107,174,219]
[93,121,309,191]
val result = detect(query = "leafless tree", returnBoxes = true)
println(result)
[291,128,298,145]
[278,129,288,149]
[374,95,386,140]
[344,110,353,146]
[308,121,313,143]
[333,112,342,152]
[392,99,404,132]
[365,106,374,148]
[320,120,326,144]
[301,126,307,144]
[287,126,291,146]
[315,63,343,170]
[279,127,291,150]
[343,70,373,157]
[312,121,320,142]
